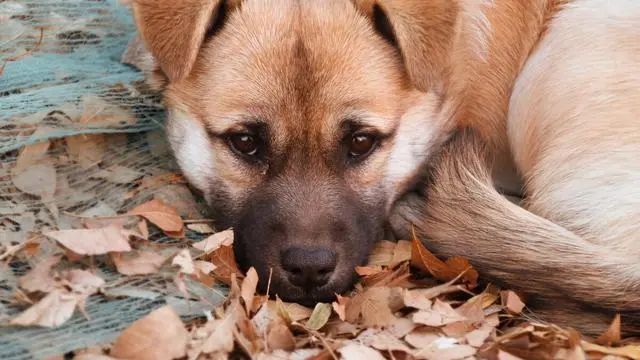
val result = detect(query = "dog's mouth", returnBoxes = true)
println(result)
[259,270,360,306]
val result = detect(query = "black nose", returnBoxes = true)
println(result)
[281,247,337,288]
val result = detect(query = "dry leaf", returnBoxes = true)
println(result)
[267,323,296,351]
[272,298,313,323]
[411,237,477,287]
[12,163,57,199]
[405,330,441,349]
[10,290,78,327]
[306,303,332,331]
[501,290,525,314]
[193,229,234,253]
[332,295,349,321]
[367,240,396,266]
[357,329,413,353]
[15,140,50,172]
[112,251,166,275]
[465,323,495,347]
[172,249,195,274]
[390,240,412,268]
[348,287,397,327]
[241,267,259,314]
[414,342,477,360]
[199,308,237,355]
[45,226,132,255]
[93,165,143,184]
[128,199,184,233]
[581,341,640,359]
[65,134,107,168]
[403,289,433,310]
[338,343,386,360]
[413,299,467,327]
[111,306,188,360]
[19,255,61,293]
[63,269,105,295]
[208,245,241,285]
[595,314,621,346]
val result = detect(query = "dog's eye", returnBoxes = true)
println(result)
[228,133,259,156]
[349,133,377,158]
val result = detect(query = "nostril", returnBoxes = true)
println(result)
[281,246,337,287]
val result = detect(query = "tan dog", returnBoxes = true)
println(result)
[132,0,640,334]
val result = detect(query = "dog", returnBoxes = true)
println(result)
[131,0,640,334]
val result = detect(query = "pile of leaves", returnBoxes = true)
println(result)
[3,197,640,359]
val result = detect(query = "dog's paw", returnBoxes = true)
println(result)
[388,192,428,240]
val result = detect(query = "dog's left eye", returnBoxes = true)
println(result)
[349,133,377,158]
[228,133,259,156]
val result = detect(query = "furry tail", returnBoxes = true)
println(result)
[392,129,640,334]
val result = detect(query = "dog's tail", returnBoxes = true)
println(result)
[402,129,640,333]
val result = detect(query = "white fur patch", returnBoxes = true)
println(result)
[384,93,447,208]
[460,0,495,61]
[165,108,217,193]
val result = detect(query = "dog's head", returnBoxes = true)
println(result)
[133,0,455,304]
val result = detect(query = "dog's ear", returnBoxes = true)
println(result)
[132,0,239,82]
[353,0,457,92]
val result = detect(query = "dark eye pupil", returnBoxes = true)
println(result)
[350,134,374,156]
[230,134,258,155]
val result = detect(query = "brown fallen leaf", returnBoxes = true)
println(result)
[19,255,61,293]
[338,343,386,360]
[65,134,107,169]
[193,229,234,253]
[267,323,296,351]
[10,289,78,328]
[272,298,313,324]
[347,287,397,327]
[15,140,50,172]
[111,251,166,276]
[111,306,188,360]
[390,240,412,268]
[356,328,413,354]
[412,299,467,327]
[581,341,640,359]
[306,303,332,331]
[12,163,57,199]
[595,314,621,346]
[411,236,477,287]
[501,290,525,315]
[241,267,259,315]
[367,240,396,267]
[208,245,241,285]
[332,295,349,321]
[128,199,184,233]
[414,341,477,360]
[199,305,238,355]
[45,226,132,255]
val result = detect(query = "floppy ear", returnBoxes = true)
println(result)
[353,0,458,92]
[132,0,238,82]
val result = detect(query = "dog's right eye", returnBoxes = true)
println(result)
[228,133,259,156]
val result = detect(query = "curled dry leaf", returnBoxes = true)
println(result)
[187,223,215,234]
[193,229,234,253]
[111,251,166,276]
[347,287,397,327]
[412,299,467,327]
[411,237,478,288]
[15,140,50,172]
[128,199,184,233]
[111,306,188,360]
[44,226,132,255]
[65,134,107,169]
[10,290,78,328]
[267,323,296,351]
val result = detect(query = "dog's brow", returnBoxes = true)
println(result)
[204,114,266,135]
[342,111,397,135]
